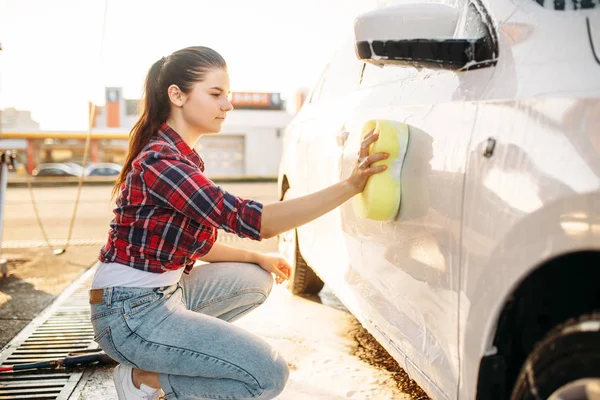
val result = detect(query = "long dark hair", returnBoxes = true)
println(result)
[112,46,227,199]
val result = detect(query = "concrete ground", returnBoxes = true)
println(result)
[0,182,428,399]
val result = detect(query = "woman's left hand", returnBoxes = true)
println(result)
[346,130,389,194]
[256,254,291,285]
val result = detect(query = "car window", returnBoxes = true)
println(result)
[42,168,63,175]
[314,37,364,105]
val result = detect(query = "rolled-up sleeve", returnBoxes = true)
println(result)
[219,191,263,240]
[142,148,263,240]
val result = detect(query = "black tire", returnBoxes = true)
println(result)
[287,230,325,295]
[511,312,600,400]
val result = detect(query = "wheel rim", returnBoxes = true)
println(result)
[548,378,600,400]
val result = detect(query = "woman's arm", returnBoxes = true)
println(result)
[260,131,388,239]
[260,180,356,239]
[198,242,261,264]
[198,241,291,283]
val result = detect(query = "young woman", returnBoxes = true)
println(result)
[90,46,389,400]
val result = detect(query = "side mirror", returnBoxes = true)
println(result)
[354,4,495,70]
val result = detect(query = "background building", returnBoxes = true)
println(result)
[92,88,293,177]
[0,87,307,178]
[0,108,39,173]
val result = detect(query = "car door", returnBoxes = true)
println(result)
[339,86,478,397]
[294,38,365,279]
[333,3,496,397]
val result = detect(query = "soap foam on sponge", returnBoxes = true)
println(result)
[352,120,409,221]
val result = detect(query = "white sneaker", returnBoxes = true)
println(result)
[113,364,165,400]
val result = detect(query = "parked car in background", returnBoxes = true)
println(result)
[278,1,600,399]
[32,163,81,177]
[84,163,122,177]
[63,162,84,177]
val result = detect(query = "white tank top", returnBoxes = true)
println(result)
[91,261,185,289]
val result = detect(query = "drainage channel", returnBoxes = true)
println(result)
[0,266,98,400]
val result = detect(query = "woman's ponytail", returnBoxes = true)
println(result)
[111,57,170,199]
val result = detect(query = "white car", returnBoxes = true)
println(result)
[277,1,600,399]
[84,162,122,177]
[32,163,81,177]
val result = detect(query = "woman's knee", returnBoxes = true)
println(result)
[249,263,274,298]
[257,354,290,399]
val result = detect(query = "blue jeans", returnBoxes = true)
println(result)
[90,262,289,400]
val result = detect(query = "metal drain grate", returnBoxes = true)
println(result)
[0,268,98,400]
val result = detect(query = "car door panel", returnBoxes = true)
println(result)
[333,80,480,396]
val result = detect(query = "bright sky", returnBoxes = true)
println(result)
[0,0,378,130]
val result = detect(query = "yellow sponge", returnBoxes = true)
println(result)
[352,120,409,221]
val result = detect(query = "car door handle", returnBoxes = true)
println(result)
[336,131,349,147]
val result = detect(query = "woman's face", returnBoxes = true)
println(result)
[181,67,234,134]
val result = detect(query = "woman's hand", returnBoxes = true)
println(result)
[346,130,389,194]
[259,130,389,239]
[256,254,291,285]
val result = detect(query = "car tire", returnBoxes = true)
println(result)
[278,192,325,295]
[510,312,600,400]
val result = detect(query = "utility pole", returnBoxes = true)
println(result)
[0,41,9,278]
[0,151,15,277]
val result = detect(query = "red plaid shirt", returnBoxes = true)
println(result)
[99,123,263,274]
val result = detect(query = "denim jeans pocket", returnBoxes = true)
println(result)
[94,326,139,369]
[123,292,161,317]
[91,306,123,322]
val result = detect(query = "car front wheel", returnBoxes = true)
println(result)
[511,312,600,400]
